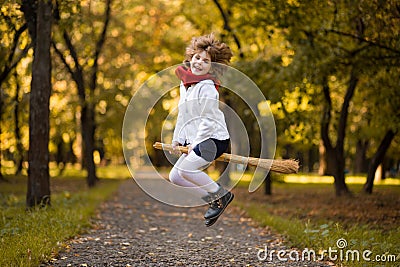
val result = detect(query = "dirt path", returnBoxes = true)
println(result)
[45,172,334,267]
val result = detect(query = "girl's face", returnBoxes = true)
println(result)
[190,50,212,76]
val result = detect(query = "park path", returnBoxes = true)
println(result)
[45,169,334,267]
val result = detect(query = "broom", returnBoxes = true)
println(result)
[153,142,299,174]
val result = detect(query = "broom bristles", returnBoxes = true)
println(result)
[153,142,299,174]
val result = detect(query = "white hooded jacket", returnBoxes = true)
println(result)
[172,80,230,147]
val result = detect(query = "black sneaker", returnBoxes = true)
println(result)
[204,199,220,219]
[204,192,234,227]
[205,217,218,227]
[204,191,234,220]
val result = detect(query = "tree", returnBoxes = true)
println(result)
[364,130,397,193]
[320,71,357,195]
[22,0,53,207]
[0,1,31,179]
[52,0,112,187]
[361,67,400,193]
[261,0,400,195]
[13,72,25,174]
[0,7,30,87]
[211,0,244,58]
[0,89,4,181]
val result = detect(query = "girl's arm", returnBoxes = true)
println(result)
[192,83,219,147]
[172,83,186,145]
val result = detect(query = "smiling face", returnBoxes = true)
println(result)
[190,50,212,76]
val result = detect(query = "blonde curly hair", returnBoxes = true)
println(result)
[184,33,233,77]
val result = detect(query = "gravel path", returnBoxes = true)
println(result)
[45,172,334,267]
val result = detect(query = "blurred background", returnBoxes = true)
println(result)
[1,0,399,195]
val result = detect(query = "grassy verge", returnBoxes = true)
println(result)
[0,172,124,267]
[234,179,399,267]
[237,201,399,266]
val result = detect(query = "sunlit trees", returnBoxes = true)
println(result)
[0,1,31,180]
[361,67,400,193]
[173,0,400,196]
[0,0,398,198]
[52,0,112,187]
[0,3,30,86]
[260,0,400,195]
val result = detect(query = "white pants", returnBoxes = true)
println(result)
[169,152,220,198]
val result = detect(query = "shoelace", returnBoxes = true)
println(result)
[209,200,221,209]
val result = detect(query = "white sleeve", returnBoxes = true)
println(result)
[192,83,219,146]
[172,83,186,144]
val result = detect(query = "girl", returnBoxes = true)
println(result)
[169,33,234,227]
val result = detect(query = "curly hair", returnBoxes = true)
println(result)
[184,33,233,77]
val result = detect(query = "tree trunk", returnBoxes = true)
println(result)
[14,73,24,175]
[325,152,337,176]
[264,173,272,195]
[332,71,357,196]
[320,76,336,176]
[332,148,350,196]
[53,32,98,186]
[0,88,4,181]
[307,147,316,173]
[212,0,244,58]
[216,161,230,187]
[52,0,111,187]
[25,0,52,207]
[374,164,383,181]
[81,104,97,187]
[217,90,234,187]
[318,139,327,175]
[320,71,357,196]
[364,130,396,194]
[354,140,368,174]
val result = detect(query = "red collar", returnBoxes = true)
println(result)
[175,66,220,90]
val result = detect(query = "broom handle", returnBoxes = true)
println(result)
[153,142,259,165]
[153,142,299,174]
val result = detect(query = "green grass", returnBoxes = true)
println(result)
[234,176,400,267]
[0,168,125,267]
[238,201,399,266]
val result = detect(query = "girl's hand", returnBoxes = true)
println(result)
[187,145,193,154]
[170,141,182,155]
